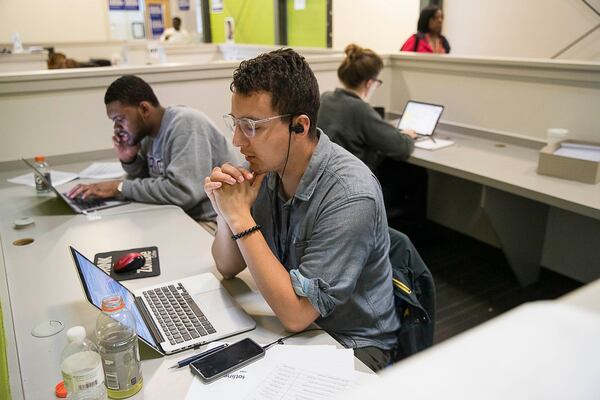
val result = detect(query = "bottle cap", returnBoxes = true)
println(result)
[34,155,46,163]
[55,381,67,398]
[14,216,34,228]
[66,326,86,343]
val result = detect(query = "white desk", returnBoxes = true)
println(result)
[0,167,370,400]
[344,290,600,400]
[407,129,600,284]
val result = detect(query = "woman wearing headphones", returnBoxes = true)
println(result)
[318,43,415,173]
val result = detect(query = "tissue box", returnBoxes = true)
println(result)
[537,140,600,184]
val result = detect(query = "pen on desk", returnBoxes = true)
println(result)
[430,136,437,144]
[169,343,228,369]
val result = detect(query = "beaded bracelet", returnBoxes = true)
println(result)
[231,224,262,241]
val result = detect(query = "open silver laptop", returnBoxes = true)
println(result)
[22,158,129,214]
[70,246,256,355]
[397,101,444,142]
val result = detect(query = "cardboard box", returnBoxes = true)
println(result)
[537,140,600,184]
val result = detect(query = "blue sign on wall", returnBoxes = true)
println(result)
[109,0,124,10]
[179,0,190,11]
[149,4,165,38]
[124,0,139,11]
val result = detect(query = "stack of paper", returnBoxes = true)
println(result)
[78,162,126,179]
[415,138,454,150]
[7,162,125,187]
[185,343,378,400]
[7,170,79,187]
[554,142,600,162]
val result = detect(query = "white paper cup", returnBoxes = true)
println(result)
[547,128,568,145]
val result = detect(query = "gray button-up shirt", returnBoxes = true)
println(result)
[252,130,400,350]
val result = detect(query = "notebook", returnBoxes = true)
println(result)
[22,158,129,214]
[397,101,444,141]
[70,246,256,355]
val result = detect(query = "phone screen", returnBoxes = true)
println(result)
[190,338,265,382]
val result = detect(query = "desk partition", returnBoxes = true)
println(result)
[1,52,599,280]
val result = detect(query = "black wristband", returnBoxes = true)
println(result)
[231,224,262,241]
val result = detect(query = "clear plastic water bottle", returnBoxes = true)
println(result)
[60,326,107,400]
[96,295,143,399]
[34,155,52,194]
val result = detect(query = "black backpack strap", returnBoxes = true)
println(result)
[413,33,420,52]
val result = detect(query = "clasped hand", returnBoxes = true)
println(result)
[204,163,265,227]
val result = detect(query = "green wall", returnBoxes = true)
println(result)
[0,303,11,400]
[210,0,276,44]
[286,0,327,47]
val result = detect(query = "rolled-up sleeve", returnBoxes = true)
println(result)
[289,194,378,317]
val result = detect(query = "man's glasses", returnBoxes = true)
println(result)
[373,78,383,86]
[223,114,290,138]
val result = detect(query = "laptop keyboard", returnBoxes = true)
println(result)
[68,195,107,210]
[142,283,216,346]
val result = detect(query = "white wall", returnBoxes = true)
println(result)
[444,0,600,60]
[169,1,199,40]
[332,0,420,54]
[0,0,110,43]
[2,1,599,61]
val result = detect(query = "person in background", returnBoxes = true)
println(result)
[204,48,400,371]
[318,43,415,173]
[160,17,190,43]
[68,75,236,224]
[401,5,451,54]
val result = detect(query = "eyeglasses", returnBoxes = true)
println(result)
[373,78,383,86]
[223,114,291,138]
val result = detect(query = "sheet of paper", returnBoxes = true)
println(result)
[7,170,79,187]
[247,363,378,400]
[415,138,454,150]
[294,0,306,10]
[185,343,360,400]
[560,142,600,151]
[78,162,125,179]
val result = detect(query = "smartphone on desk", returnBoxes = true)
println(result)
[190,338,265,383]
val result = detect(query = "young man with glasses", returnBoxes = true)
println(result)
[204,48,400,371]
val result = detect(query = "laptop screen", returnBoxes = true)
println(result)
[397,101,444,136]
[70,247,157,348]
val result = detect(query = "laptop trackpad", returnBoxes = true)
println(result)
[194,288,238,310]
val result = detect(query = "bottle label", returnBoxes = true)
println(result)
[62,362,104,394]
[101,339,142,392]
[34,172,51,192]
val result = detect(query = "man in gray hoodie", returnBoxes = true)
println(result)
[68,75,235,222]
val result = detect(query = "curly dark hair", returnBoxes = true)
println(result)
[104,75,160,107]
[230,48,320,138]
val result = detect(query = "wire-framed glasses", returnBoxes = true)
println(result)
[223,114,291,138]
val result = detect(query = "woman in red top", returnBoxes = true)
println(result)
[401,5,450,54]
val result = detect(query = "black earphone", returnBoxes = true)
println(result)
[289,124,304,134]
